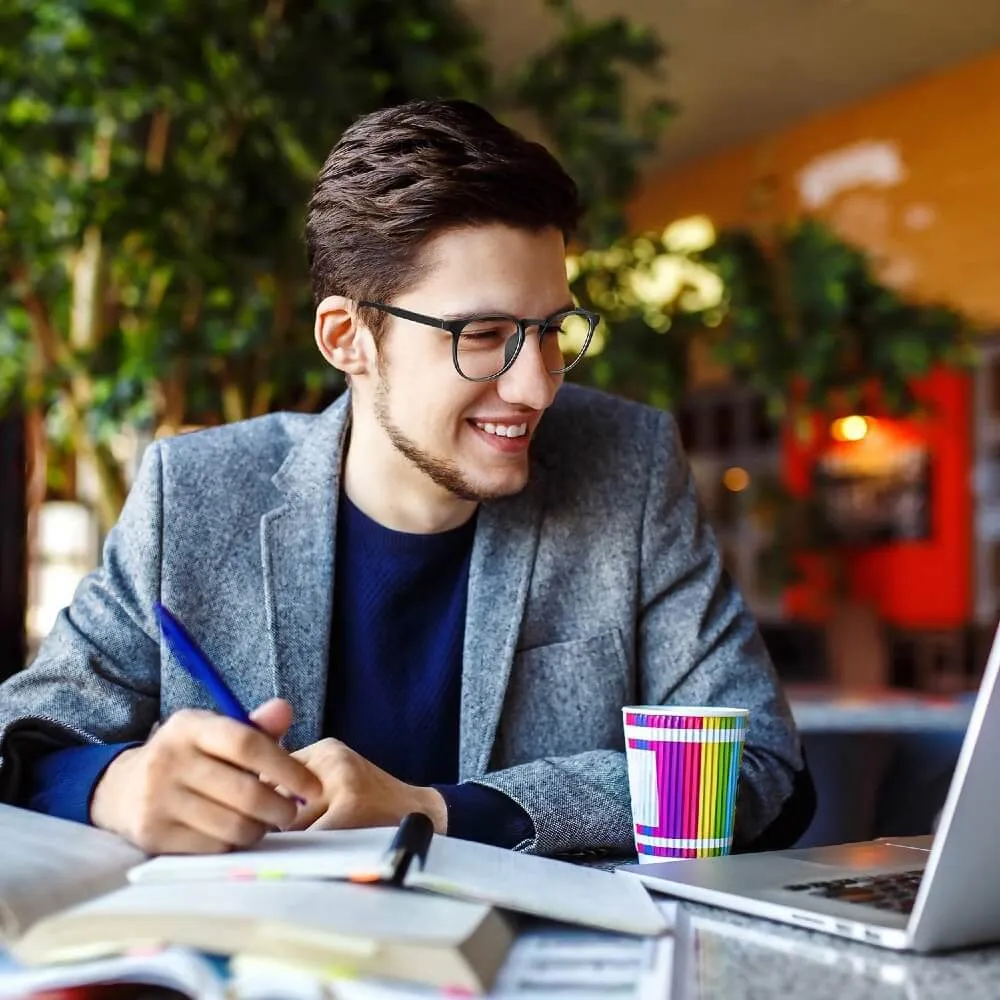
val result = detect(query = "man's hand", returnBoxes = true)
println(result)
[286,738,447,835]
[90,698,322,855]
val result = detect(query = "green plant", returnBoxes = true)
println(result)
[566,214,976,429]
[563,216,977,599]
[566,217,721,408]
[0,0,672,530]
[509,0,674,247]
[699,217,978,597]
[703,217,977,422]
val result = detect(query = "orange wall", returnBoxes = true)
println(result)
[630,50,998,627]
[631,48,1000,326]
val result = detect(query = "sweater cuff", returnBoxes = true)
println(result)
[432,782,536,849]
[27,743,140,826]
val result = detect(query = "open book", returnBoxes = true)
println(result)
[0,804,511,994]
[0,802,145,943]
[128,822,668,936]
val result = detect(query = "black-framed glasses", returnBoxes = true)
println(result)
[358,300,599,382]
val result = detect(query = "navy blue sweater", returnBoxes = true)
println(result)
[24,494,534,849]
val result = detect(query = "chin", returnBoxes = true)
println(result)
[480,469,530,500]
[456,463,525,501]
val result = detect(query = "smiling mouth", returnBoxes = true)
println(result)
[471,420,529,439]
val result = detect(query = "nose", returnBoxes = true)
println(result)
[495,331,561,411]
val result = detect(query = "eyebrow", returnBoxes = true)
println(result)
[440,301,577,321]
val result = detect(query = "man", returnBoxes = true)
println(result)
[0,99,814,857]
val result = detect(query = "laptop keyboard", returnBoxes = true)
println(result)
[783,869,923,914]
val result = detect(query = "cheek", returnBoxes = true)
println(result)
[430,390,486,443]
[384,359,488,445]
[447,406,475,446]
[383,370,431,422]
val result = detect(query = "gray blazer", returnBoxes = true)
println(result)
[0,384,803,855]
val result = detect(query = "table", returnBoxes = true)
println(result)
[661,689,992,997]
[784,687,974,847]
[787,686,975,734]
[672,901,1000,999]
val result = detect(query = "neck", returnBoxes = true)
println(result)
[343,406,478,534]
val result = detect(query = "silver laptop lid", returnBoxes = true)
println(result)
[907,619,1000,951]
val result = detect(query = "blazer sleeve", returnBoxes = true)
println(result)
[472,410,812,856]
[0,443,165,802]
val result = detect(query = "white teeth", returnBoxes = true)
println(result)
[475,421,528,438]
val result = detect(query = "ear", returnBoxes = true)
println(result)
[314,296,374,376]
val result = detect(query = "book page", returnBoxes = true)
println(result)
[409,838,670,937]
[0,804,145,942]
[128,826,668,937]
[128,828,394,884]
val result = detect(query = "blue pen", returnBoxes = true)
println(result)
[154,601,306,805]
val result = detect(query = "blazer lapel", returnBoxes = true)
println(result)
[261,393,350,750]
[459,462,547,779]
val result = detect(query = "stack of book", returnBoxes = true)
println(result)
[0,804,669,996]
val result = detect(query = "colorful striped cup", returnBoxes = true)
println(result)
[622,706,749,863]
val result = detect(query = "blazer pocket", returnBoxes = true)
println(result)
[495,629,630,766]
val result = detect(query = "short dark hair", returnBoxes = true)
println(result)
[305,99,583,339]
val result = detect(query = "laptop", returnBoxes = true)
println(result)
[618,621,1000,952]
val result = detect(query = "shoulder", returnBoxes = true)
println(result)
[157,411,311,467]
[142,391,350,518]
[535,383,678,477]
[149,409,321,499]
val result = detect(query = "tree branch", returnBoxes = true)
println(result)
[145,109,171,173]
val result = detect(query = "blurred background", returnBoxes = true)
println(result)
[2,0,999,840]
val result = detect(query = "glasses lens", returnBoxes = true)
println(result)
[546,310,596,373]
[454,317,522,380]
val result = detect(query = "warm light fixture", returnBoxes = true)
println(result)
[722,466,750,492]
[830,415,870,442]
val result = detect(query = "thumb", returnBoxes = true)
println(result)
[249,697,294,741]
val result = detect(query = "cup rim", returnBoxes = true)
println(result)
[622,705,749,718]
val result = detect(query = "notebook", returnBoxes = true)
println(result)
[0,804,511,993]
[128,823,669,937]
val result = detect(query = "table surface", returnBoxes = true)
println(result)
[672,901,1000,1000]
[786,686,975,733]
[668,686,983,996]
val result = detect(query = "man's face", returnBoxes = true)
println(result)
[362,224,570,503]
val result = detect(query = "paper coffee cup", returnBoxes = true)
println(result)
[623,706,749,864]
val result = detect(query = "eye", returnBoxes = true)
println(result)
[457,318,518,348]
[460,328,505,342]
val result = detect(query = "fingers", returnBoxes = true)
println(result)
[177,712,322,805]
[148,825,231,856]
[104,709,322,854]
[249,697,294,740]
[290,739,378,830]
[281,792,327,831]
[178,752,299,832]
[136,786,269,855]
[170,785,270,849]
